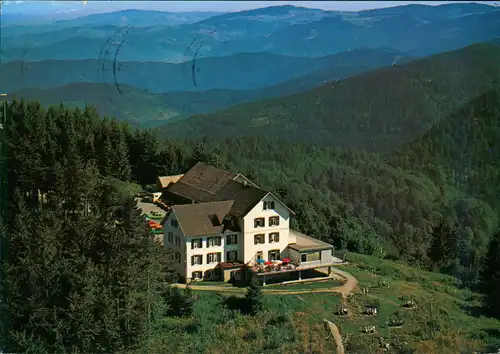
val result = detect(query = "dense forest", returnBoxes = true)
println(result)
[0,101,191,352]
[0,92,499,351]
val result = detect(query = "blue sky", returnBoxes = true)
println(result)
[2,1,497,20]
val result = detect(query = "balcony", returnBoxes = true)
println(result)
[250,257,342,276]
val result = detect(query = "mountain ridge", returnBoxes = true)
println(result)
[2,48,409,93]
[157,42,500,151]
[2,3,499,62]
[5,47,411,126]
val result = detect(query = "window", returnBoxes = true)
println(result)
[175,236,181,246]
[301,252,321,262]
[263,201,275,210]
[227,251,238,262]
[191,255,203,266]
[308,252,321,262]
[254,234,265,245]
[207,236,221,247]
[254,217,265,228]
[269,216,280,226]
[256,251,263,261]
[268,249,280,261]
[269,232,280,243]
[192,271,202,280]
[207,252,221,264]
[170,219,179,228]
[168,232,173,243]
[191,238,202,249]
[226,234,238,245]
[175,252,181,263]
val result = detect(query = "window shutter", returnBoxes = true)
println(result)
[207,254,210,264]
[217,237,221,246]
[276,233,279,242]
[217,253,221,262]
[254,236,257,245]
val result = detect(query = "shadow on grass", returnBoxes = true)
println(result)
[461,304,485,318]
[228,278,251,288]
[481,328,500,353]
[184,322,198,334]
[223,295,251,315]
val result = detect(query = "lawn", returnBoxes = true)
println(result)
[332,253,500,353]
[138,252,500,354]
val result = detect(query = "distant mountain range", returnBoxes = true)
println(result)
[2,3,499,131]
[2,48,411,93]
[1,5,222,26]
[5,48,412,126]
[157,42,500,151]
[2,3,499,62]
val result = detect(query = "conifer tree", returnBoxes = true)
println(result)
[245,277,264,315]
[480,230,500,318]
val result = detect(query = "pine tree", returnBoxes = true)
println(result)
[245,277,264,315]
[162,284,194,317]
[480,230,500,318]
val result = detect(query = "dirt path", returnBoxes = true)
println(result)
[174,267,358,296]
[324,319,345,354]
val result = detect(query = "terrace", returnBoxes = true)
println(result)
[249,230,344,285]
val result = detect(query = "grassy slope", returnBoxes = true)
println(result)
[139,253,500,354]
[159,42,500,151]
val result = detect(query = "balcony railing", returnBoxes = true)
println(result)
[250,257,342,275]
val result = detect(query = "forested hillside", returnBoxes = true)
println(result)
[160,42,500,151]
[4,48,410,127]
[1,94,499,351]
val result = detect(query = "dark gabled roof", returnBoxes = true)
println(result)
[171,200,238,237]
[214,180,269,218]
[159,162,295,220]
[175,162,237,195]
[165,181,215,203]
[159,188,194,206]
